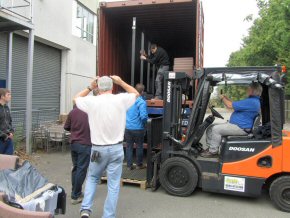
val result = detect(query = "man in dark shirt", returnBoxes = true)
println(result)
[64,105,92,205]
[141,44,170,99]
[0,88,14,155]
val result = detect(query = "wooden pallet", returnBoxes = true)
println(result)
[101,177,147,190]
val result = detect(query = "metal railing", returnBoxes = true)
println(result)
[11,108,59,141]
[0,0,32,21]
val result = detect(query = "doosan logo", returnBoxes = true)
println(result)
[229,146,255,152]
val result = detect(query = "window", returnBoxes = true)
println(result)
[72,1,96,45]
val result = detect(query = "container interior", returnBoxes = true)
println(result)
[98,0,198,94]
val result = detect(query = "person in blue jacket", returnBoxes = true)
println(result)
[125,83,149,170]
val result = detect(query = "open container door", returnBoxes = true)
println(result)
[98,0,204,93]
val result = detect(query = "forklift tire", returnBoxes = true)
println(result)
[160,157,198,197]
[269,175,290,212]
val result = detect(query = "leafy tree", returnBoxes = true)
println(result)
[228,0,290,93]
[211,85,248,108]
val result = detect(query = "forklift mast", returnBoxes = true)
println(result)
[161,72,191,159]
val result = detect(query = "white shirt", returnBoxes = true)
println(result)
[76,93,136,145]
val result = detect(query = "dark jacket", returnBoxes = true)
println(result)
[146,47,170,67]
[0,104,14,141]
[64,107,91,146]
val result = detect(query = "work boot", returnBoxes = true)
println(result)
[200,150,218,158]
[80,209,91,218]
[152,96,162,100]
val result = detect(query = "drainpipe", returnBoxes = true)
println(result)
[6,32,13,108]
[25,1,34,154]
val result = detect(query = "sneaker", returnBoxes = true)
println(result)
[136,164,146,170]
[127,165,134,171]
[80,209,91,218]
[71,195,84,205]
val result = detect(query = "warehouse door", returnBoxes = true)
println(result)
[0,33,61,128]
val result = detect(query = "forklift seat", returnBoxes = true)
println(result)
[223,114,261,141]
[251,114,261,134]
[246,114,261,137]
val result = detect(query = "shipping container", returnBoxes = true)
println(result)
[98,0,204,94]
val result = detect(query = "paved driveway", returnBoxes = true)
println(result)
[33,109,290,218]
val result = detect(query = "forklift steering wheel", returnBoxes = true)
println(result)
[209,106,224,119]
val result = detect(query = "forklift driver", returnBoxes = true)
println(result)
[201,83,263,158]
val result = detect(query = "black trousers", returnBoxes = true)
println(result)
[71,143,91,199]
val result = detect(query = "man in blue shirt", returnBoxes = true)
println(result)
[125,84,149,170]
[201,83,262,158]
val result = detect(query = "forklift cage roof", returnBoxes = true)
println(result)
[202,66,283,86]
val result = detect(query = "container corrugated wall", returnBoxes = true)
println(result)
[98,8,131,92]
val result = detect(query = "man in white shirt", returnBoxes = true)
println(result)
[75,76,139,218]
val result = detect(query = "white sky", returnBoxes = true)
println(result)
[202,0,258,67]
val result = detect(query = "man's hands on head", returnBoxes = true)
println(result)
[110,75,139,98]
[74,76,99,100]
[110,76,123,85]
[90,77,99,90]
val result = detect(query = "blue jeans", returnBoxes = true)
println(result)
[71,143,91,199]
[125,129,145,167]
[81,144,124,218]
[0,138,14,155]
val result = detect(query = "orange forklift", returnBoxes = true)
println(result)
[146,66,290,212]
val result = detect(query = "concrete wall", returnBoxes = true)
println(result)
[30,0,98,113]
[79,0,98,10]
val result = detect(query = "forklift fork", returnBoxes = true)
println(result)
[150,151,162,191]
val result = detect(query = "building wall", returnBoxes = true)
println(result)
[31,0,98,113]
[79,0,97,10]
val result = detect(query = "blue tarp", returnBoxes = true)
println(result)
[0,80,6,88]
